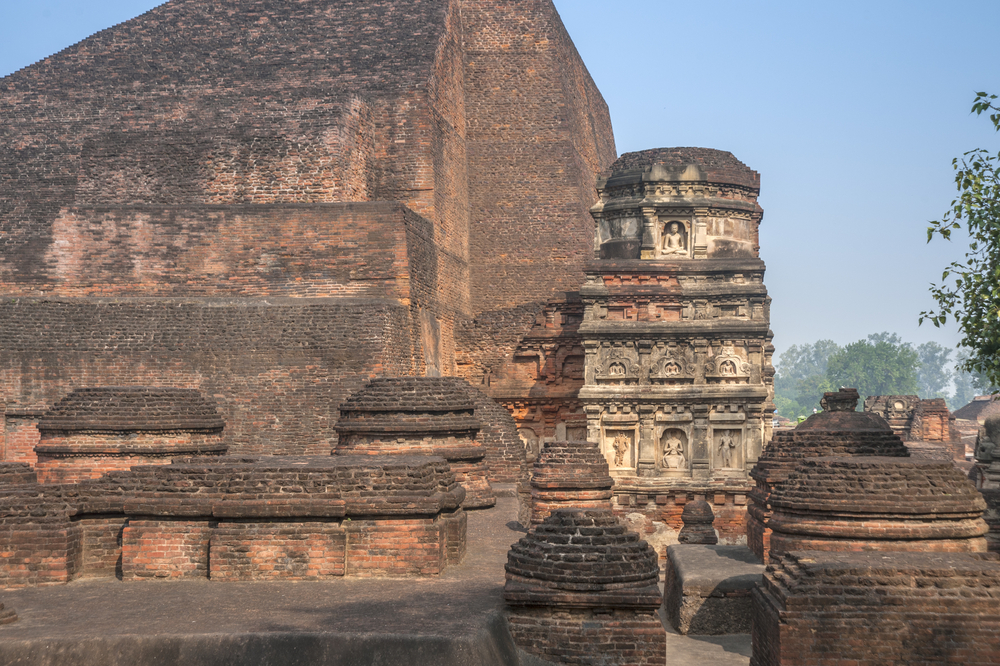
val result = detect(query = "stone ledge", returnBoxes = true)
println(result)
[664,544,763,635]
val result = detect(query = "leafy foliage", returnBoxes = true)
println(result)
[916,341,953,399]
[773,340,840,418]
[952,349,999,407]
[826,333,919,398]
[922,92,1000,387]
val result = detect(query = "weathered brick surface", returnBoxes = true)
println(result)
[122,519,213,580]
[0,488,81,589]
[0,297,417,458]
[77,516,126,579]
[461,0,616,312]
[33,386,228,483]
[335,378,496,508]
[0,454,469,586]
[767,456,988,557]
[865,395,963,459]
[2,414,43,466]
[612,486,750,558]
[0,463,37,486]
[748,395,908,562]
[677,499,718,544]
[504,509,665,666]
[752,550,1000,666]
[211,523,347,581]
[529,440,613,525]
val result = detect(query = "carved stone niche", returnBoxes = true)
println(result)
[712,428,744,471]
[709,404,747,473]
[704,346,750,385]
[595,345,640,386]
[657,218,691,259]
[658,428,691,475]
[649,348,694,386]
[601,411,639,472]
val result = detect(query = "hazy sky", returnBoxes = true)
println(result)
[2,1,999,366]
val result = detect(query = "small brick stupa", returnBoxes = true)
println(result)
[678,499,718,545]
[747,388,908,561]
[334,378,495,508]
[34,387,227,484]
[528,440,614,525]
[504,509,666,666]
[767,456,988,556]
[752,551,1000,666]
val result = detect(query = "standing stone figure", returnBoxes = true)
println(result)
[719,432,738,468]
[661,222,686,255]
[612,433,629,467]
[662,433,686,470]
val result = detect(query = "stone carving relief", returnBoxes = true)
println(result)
[660,429,688,471]
[595,345,640,385]
[659,220,689,258]
[649,347,694,385]
[704,346,750,384]
[604,429,634,469]
[715,429,742,469]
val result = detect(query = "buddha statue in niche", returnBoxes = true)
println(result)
[661,430,687,470]
[661,222,687,256]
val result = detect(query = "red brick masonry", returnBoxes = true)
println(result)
[752,550,1000,666]
[0,455,467,588]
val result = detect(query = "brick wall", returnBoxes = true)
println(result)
[752,551,1000,666]
[461,0,617,313]
[506,608,666,666]
[0,297,418,458]
[122,519,214,580]
[211,523,347,581]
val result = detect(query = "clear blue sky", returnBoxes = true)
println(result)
[2,0,998,367]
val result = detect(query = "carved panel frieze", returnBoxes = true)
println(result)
[704,345,751,384]
[649,346,695,385]
[594,344,640,386]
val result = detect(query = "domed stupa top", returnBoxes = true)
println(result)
[602,147,760,190]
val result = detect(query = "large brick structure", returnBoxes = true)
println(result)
[864,394,963,459]
[0,0,616,461]
[767,456,987,556]
[334,377,495,508]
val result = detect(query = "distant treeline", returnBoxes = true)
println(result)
[774,333,996,419]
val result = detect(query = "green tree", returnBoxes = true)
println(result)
[826,332,919,399]
[916,341,953,399]
[952,348,998,407]
[922,92,1000,387]
[773,340,840,417]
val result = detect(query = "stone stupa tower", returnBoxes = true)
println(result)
[579,148,775,498]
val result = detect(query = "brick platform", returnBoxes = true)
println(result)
[34,387,227,484]
[0,454,469,587]
[335,377,495,509]
[752,550,1000,666]
[504,509,666,666]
